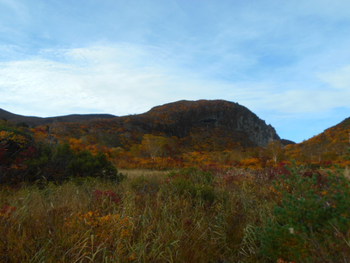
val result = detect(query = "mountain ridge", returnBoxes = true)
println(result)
[0,108,116,126]
[2,100,289,147]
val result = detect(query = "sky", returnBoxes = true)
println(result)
[0,0,350,143]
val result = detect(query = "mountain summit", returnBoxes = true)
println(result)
[136,100,280,147]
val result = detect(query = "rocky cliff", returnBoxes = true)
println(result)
[139,100,280,147]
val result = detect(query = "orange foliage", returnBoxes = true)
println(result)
[239,158,263,169]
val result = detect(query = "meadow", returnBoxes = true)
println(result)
[1,166,349,263]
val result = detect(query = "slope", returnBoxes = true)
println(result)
[0,108,116,126]
[285,117,350,162]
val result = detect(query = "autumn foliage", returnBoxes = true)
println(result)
[0,120,124,184]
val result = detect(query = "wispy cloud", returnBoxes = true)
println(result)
[0,45,209,115]
[320,66,350,90]
[1,45,349,118]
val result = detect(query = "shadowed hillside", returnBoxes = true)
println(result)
[0,108,116,127]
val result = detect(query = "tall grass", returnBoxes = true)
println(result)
[0,167,349,262]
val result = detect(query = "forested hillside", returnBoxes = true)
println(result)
[2,100,349,169]
[286,117,350,165]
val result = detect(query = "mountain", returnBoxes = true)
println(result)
[27,100,283,150]
[285,117,350,161]
[0,108,116,126]
[135,100,281,147]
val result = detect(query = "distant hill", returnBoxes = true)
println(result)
[0,108,116,126]
[285,117,350,161]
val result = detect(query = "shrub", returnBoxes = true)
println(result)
[129,175,160,195]
[0,123,38,184]
[0,124,35,166]
[0,126,124,184]
[167,168,217,203]
[258,167,350,262]
[26,143,125,183]
[167,167,214,185]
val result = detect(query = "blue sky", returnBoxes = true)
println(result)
[0,0,350,142]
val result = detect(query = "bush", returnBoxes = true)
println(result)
[167,168,217,203]
[167,167,214,185]
[0,123,34,166]
[0,123,38,184]
[0,122,124,185]
[258,167,350,262]
[129,175,160,195]
[26,143,125,183]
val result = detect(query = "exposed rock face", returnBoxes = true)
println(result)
[281,139,296,146]
[235,112,279,147]
[142,100,280,147]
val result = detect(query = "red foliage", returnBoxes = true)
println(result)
[0,205,16,217]
[93,190,121,204]
[0,147,6,161]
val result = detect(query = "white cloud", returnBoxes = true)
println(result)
[232,83,349,116]
[320,65,350,90]
[0,45,213,116]
[0,44,349,124]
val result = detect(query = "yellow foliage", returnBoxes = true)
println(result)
[0,131,27,146]
[240,158,262,169]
